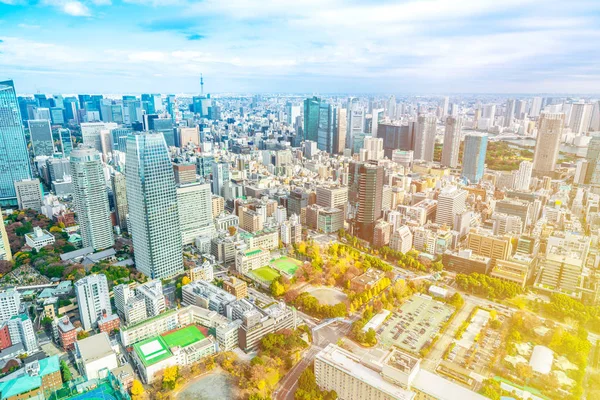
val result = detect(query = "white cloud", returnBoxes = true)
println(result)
[62,1,91,16]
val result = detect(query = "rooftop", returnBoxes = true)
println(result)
[133,336,173,367]
[0,375,41,399]
[161,325,206,349]
[77,332,114,363]
[413,369,488,400]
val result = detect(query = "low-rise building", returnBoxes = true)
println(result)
[235,248,270,275]
[350,269,384,292]
[223,277,248,300]
[56,316,77,350]
[24,227,55,251]
[75,332,118,381]
[442,250,492,275]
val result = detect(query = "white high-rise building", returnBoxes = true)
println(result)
[569,103,593,135]
[436,187,467,228]
[413,115,436,162]
[177,182,215,245]
[113,284,133,318]
[504,99,515,128]
[514,161,533,191]
[0,289,21,322]
[126,133,183,279]
[75,274,112,331]
[70,146,114,251]
[81,122,118,153]
[390,226,413,254]
[211,161,229,197]
[136,280,166,317]
[482,104,496,124]
[441,116,462,168]
[530,97,542,118]
[8,315,37,353]
[346,98,365,149]
[441,96,449,118]
[362,136,384,161]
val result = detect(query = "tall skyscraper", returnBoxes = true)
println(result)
[111,171,128,231]
[317,102,336,153]
[211,161,230,197]
[285,102,300,125]
[589,101,600,132]
[569,103,592,135]
[303,97,320,143]
[462,133,488,183]
[413,115,437,162]
[530,97,542,117]
[70,146,114,251]
[584,136,600,185]
[514,161,533,191]
[75,274,112,331]
[532,113,565,176]
[176,182,214,245]
[441,116,462,168]
[28,119,54,157]
[59,128,73,157]
[504,99,515,128]
[0,80,32,206]
[126,133,183,279]
[0,208,12,262]
[356,162,384,242]
[441,96,449,118]
[334,108,347,154]
[346,99,365,150]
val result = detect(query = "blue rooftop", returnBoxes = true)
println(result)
[38,355,60,376]
[0,375,41,399]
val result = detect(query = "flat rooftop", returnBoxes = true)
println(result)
[161,325,206,349]
[133,336,173,367]
[77,332,114,363]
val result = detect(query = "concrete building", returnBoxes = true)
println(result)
[8,314,37,353]
[0,289,21,322]
[235,248,270,275]
[177,182,215,245]
[514,161,533,191]
[532,113,565,177]
[111,171,128,231]
[223,278,248,300]
[442,250,491,275]
[390,226,413,254]
[25,227,55,251]
[441,116,462,168]
[435,187,467,228]
[71,146,114,250]
[75,274,112,331]
[14,179,43,212]
[75,332,118,381]
[413,115,436,162]
[136,280,166,317]
[461,133,488,184]
[466,229,512,266]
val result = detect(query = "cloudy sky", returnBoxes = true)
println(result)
[1,0,600,94]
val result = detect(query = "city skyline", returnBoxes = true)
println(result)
[1,0,600,94]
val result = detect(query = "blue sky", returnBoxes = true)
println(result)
[1,0,600,94]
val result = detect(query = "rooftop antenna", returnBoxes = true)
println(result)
[200,74,204,96]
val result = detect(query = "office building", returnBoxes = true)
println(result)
[378,124,413,158]
[0,210,12,262]
[287,188,309,223]
[14,179,43,212]
[467,230,512,266]
[0,289,20,322]
[532,113,564,176]
[0,81,33,206]
[223,277,248,300]
[111,171,128,231]
[136,280,166,317]
[75,274,112,331]
[70,147,114,250]
[441,116,462,168]
[177,182,215,245]
[316,185,348,216]
[569,103,592,135]
[530,97,542,117]
[356,162,384,241]
[390,226,413,254]
[436,187,467,228]
[584,136,600,185]
[442,250,491,275]
[346,98,365,150]
[413,115,436,162]
[235,248,270,275]
[81,122,118,153]
[59,128,73,157]
[461,133,488,184]
[514,161,532,190]
[126,133,183,279]
[303,96,320,143]
[173,163,197,185]
[8,314,38,353]
[28,119,54,157]
[504,99,515,127]
[334,108,347,154]
[211,161,229,197]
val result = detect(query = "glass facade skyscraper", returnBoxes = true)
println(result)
[0,80,32,206]
[462,133,488,184]
[585,136,600,185]
[59,128,73,157]
[303,96,320,143]
[126,133,183,279]
[28,119,55,157]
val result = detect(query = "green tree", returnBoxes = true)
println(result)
[60,360,72,381]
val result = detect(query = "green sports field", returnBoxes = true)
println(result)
[162,325,206,348]
[250,266,281,283]
[271,256,302,275]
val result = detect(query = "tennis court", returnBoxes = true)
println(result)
[249,266,281,283]
[66,383,118,400]
[162,325,206,348]
[271,256,302,275]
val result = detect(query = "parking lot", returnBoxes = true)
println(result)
[378,294,454,353]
